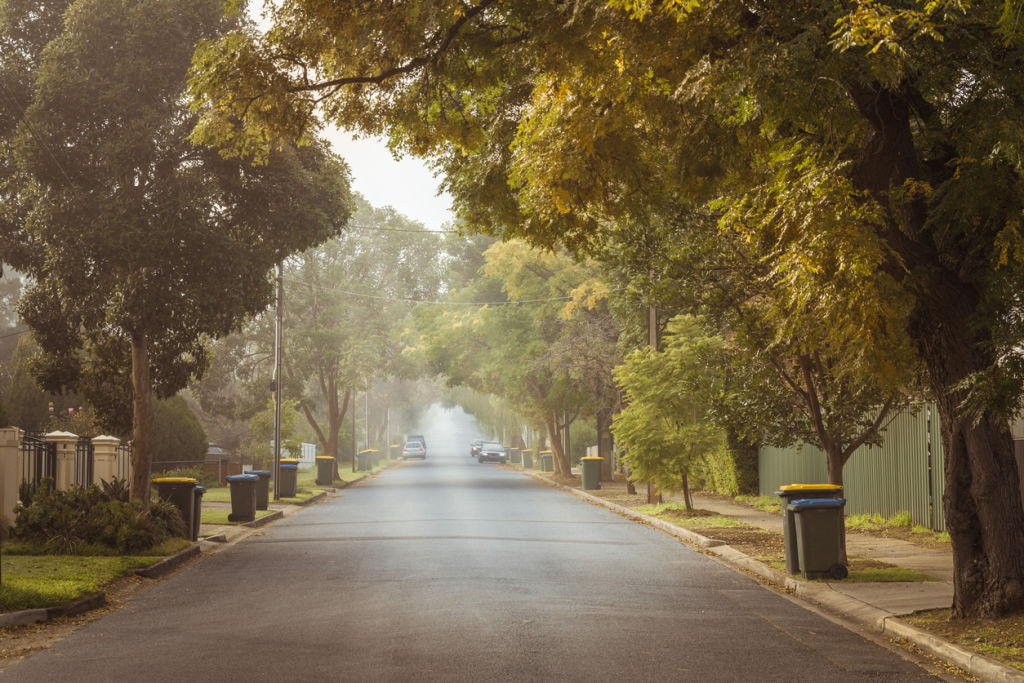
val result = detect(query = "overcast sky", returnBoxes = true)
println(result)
[324,130,455,232]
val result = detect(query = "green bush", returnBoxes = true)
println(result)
[12,479,187,554]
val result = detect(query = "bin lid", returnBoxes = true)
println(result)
[316,456,334,460]
[280,458,300,463]
[250,469,271,476]
[581,456,603,460]
[225,474,258,482]
[779,484,842,491]
[279,463,298,470]
[195,486,206,493]
[539,451,553,455]
[151,477,197,484]
[787,498,846,509]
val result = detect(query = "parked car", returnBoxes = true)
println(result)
[477,442,507,464]
[402,441,426,460]
[470,439,483,458]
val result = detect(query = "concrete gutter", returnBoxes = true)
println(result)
[523,471,1024,683]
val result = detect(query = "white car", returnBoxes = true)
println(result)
[402,441,426,459]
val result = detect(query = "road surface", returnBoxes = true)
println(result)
[2,452,945,681]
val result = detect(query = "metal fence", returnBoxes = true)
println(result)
[116,441,132,482]
[75,436,94,487]
[758,404,947,531]
[19,433,57,493]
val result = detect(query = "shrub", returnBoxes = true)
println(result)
[12,480,186,554]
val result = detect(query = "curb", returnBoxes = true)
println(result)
[522,470,1024,683]
[243,510,284,528]
[134,543,202,579]
[0,592,107,629]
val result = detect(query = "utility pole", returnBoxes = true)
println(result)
[272,261,283,501]
[365,388,370,451]
[646,275,661,503]
[351,391,357,473]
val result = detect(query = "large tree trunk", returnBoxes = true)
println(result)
[910,294,1024,619]
[545,415,570,477]
[823,445,848,565]
[129,330,154,507]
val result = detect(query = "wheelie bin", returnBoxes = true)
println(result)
[278,462,298,498]
[356,450,372,471]
[521,449,533,469]
[225,473,258,522]
[152,477,197,539]
[777,484,843,574]
[581,456,603,490]
[250,469,271,510]
[316,456,335,485]
[540,451,553,472]
[508,447,521,465]
[788,497,849,580]
[192,485,205,541]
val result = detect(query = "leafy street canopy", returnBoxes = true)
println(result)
[188,1,1024,619]
[0,0,351,506]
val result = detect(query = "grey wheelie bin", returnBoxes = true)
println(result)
[278,461,298,498]
[777,484,843,574]
[788,497,849,580]
[192,485,205,541]
[225,473,258,523]
[316,456,335,486]
[152,477,197,539]
[581,456,602,490]
[250,469,271,510]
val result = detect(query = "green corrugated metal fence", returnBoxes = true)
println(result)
[759,404,946,531]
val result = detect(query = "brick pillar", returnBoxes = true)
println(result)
[45,431,78,491]
[92,435,120,485]
[0,427,23,538]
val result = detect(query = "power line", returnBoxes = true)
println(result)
[281,275,621,306]
[346,223,460,235]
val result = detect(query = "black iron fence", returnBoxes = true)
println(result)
[75,436,94,487]
[19,433,56,496]
[116,441,132,481]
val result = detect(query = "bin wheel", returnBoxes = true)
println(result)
[829,563,849,580]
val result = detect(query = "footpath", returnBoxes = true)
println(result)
[527,472,1021,683]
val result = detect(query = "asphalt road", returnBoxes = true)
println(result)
[3,453,943,681]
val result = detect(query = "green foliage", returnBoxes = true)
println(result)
[613,315,726,493]
[0,554,160,612]
[12,481,186,554]
[152,395,207,465]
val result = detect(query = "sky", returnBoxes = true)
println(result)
[324,130,455,232]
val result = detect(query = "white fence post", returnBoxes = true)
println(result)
[44,431,78,491]
[92,435,120,485]
[0,427,23,538]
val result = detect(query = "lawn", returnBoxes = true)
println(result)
[0,539,190,613]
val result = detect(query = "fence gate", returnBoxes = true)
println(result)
[116,441,132,482]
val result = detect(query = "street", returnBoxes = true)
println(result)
[2,451,944,681]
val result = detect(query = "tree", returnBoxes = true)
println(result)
[0,0,350,505]
[189,0,1024,617]
[152,395,207,466]
[613,315,726,509]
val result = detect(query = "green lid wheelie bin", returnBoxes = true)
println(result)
[250,469,271,510]
[788,498,849,580]
[581,456,603,490]
[316,456,335,485]
[777,484,843,574]
[278,462,298,498]
[225,473,258,522]
[152,477,197,539]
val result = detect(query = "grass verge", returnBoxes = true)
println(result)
[200,509,278,525]
[0,555,161,612]
[904,609,1024,672]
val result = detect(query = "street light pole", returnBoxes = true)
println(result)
[272,261,283,500]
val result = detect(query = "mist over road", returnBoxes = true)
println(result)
[4,441,940,681]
